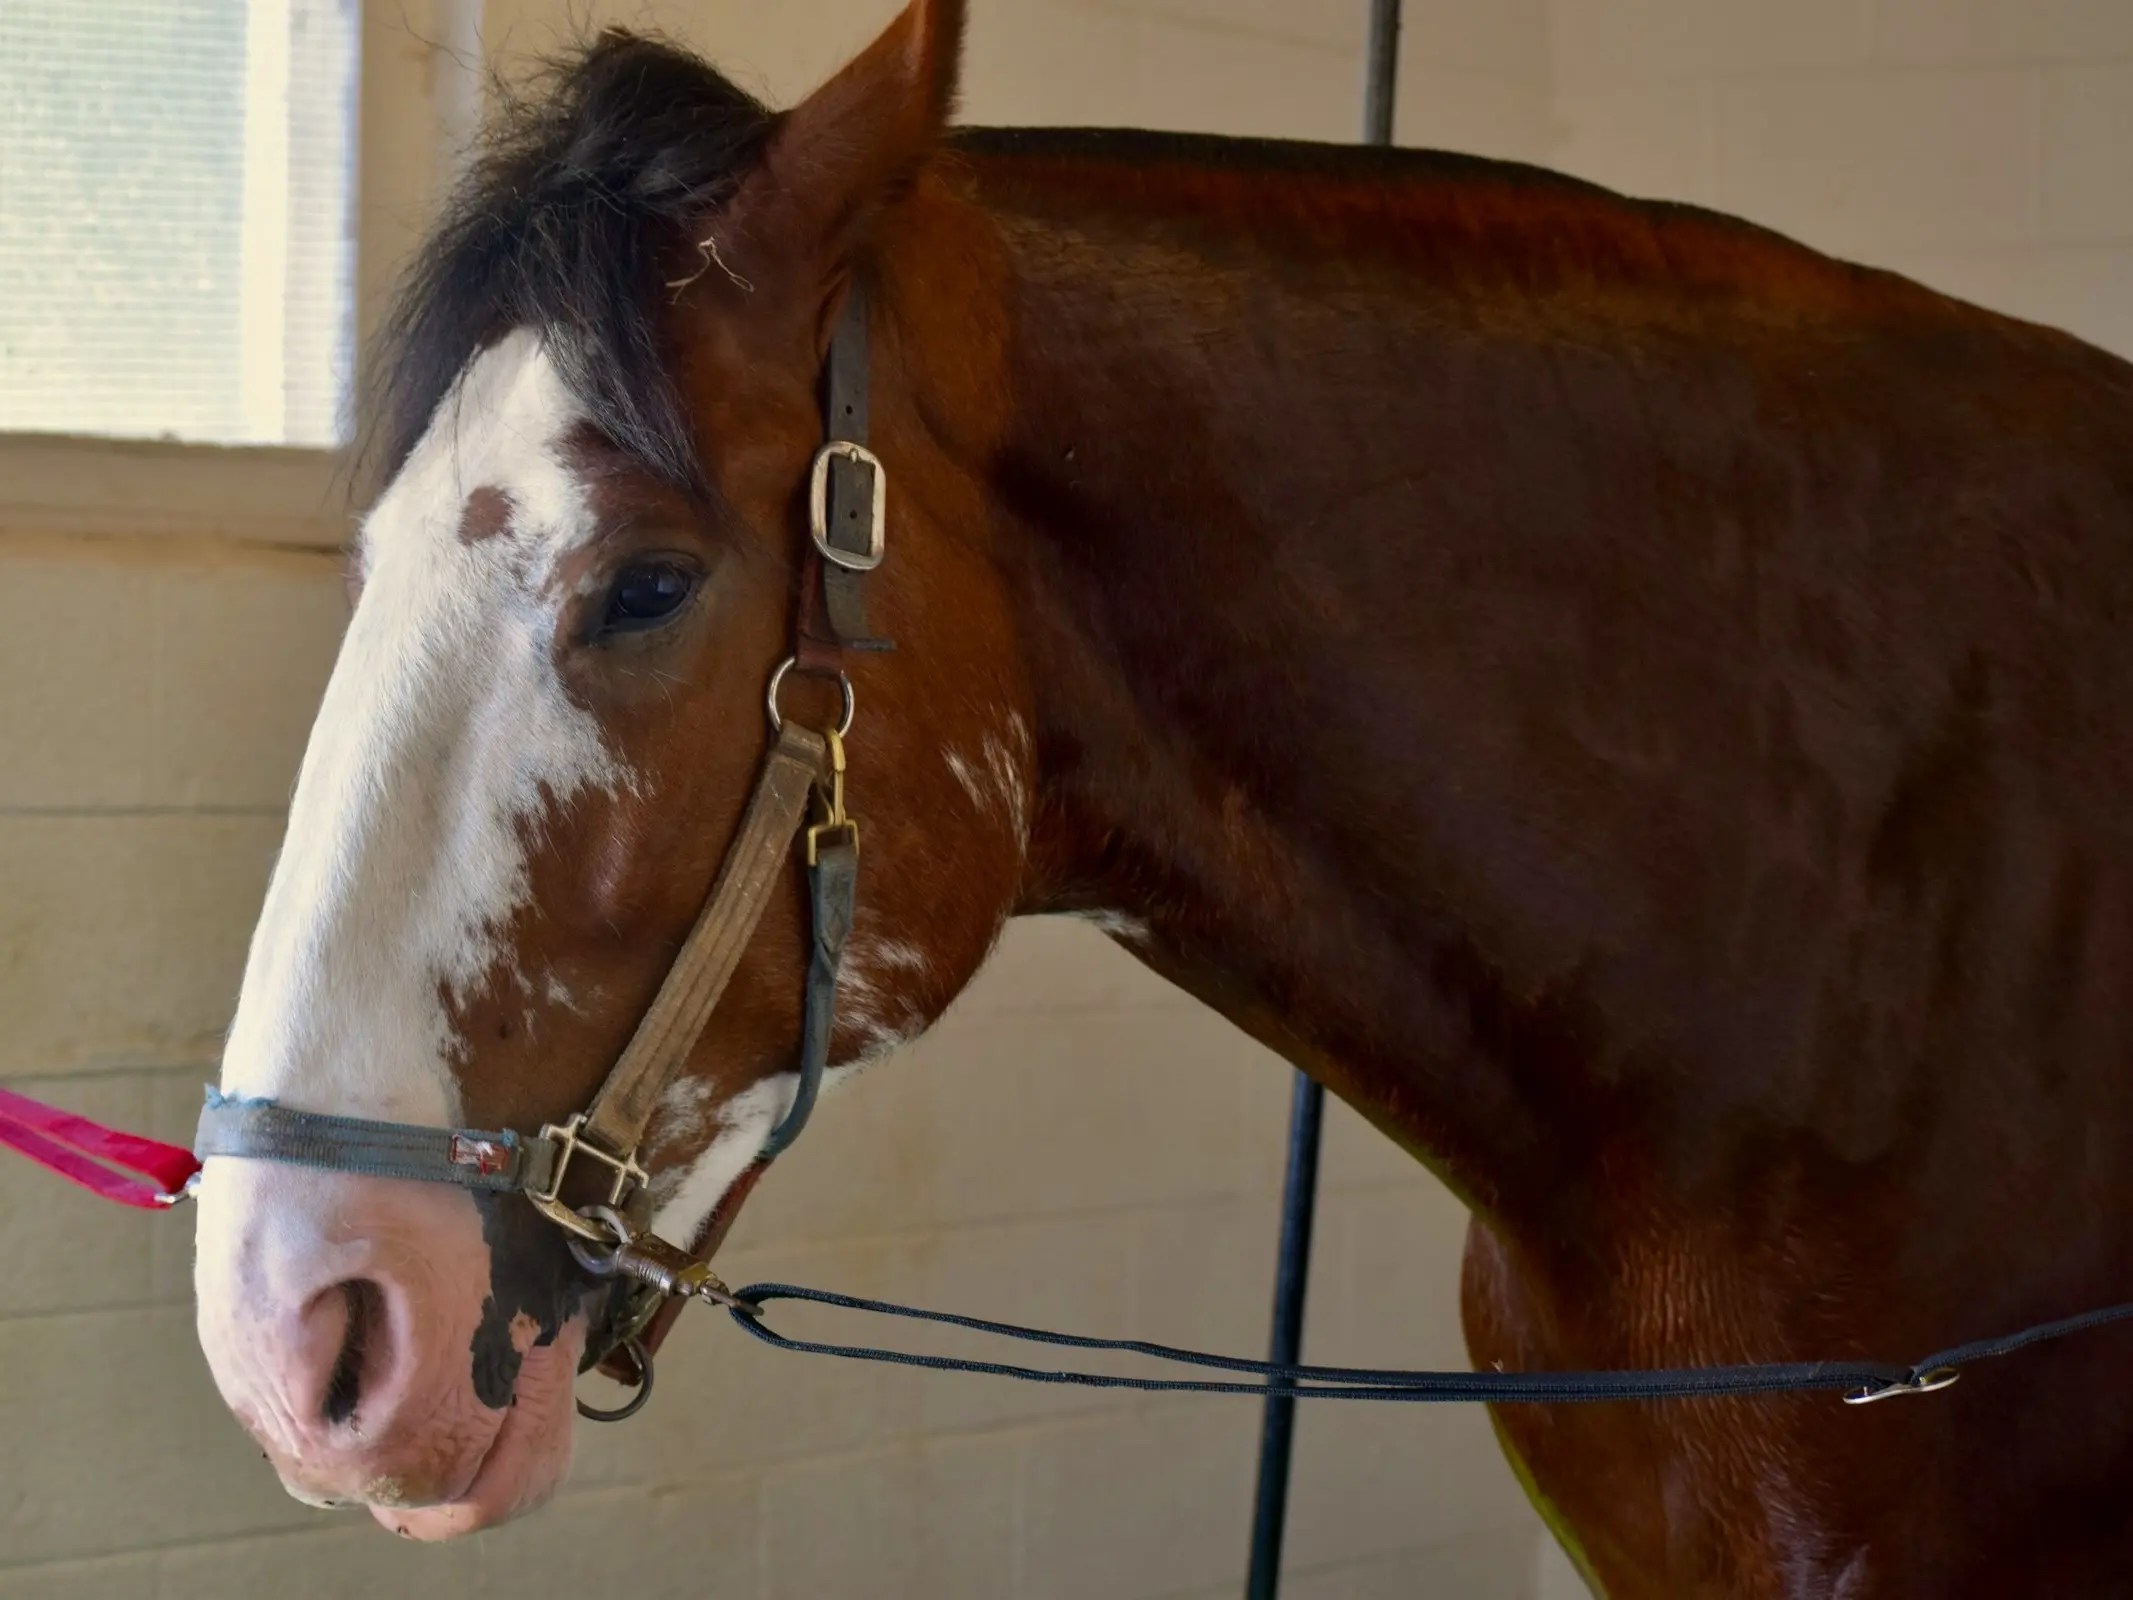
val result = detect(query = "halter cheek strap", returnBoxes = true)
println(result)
[522,720,842,1242]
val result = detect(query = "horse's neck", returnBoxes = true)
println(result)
[961,150,2131,1255]
[975,190,1629,1222]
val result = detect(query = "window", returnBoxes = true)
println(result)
[0,0,359,447]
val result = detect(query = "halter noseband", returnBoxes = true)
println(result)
[193,284,892,1415]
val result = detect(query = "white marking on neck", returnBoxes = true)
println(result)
[218,330,620,1124]
[654,1076,720,1149]
[944,714,1033,852]
[1077,910,1154,946]
[981,732,1029,847]
[835,913,930,1058]
[649,1067,860,1245]
[868,940,930,974]
[945,749,986,811]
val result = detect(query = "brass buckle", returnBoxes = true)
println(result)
[809,441,887,571]
[808,821,860,866]
[806,726,861,866]
[527,1114,649,1243]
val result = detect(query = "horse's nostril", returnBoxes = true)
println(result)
[322,1279,385,1427]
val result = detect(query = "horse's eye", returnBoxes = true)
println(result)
[601,562,697,634]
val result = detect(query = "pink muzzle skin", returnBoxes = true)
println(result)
[192,1159,585,1535]
[0,1081,592,1532]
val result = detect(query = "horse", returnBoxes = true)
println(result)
[185,1,2133,1590]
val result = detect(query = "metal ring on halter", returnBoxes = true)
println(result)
[765,655,855,737]
[566,1204,635,1275]
[576,1335,654,1423]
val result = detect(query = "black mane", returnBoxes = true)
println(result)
[367,32,773,491]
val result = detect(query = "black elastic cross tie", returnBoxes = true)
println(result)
[726,1282,2133,1406]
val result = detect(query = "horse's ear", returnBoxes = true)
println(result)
[724,0,966,308]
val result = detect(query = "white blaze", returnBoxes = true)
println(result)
[211,327,874,1264]
[217,330,620,1126]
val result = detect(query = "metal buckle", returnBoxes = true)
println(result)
[527,1114,648,1244]
[809,441,886,572]
[1843,1367,1961,1405]
[808,820,860,867]
[806,725,860,865]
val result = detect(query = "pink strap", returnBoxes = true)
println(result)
[0,1085,201,1210]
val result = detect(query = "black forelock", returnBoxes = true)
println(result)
[365,31,774,493]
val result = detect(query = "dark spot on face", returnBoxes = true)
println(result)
[468,1194,595,1410]
[458,485,517,546]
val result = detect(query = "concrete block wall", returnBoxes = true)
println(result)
[480,0,1553,157]
[8,2,2132,1596]
[1549,0,2133,361]
[0,515,1544,1595]
[0,5,1560,1596]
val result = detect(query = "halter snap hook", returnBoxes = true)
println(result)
[1843,1367,1961,1405]
[808,726,860,865]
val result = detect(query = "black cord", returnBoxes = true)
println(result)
[727,1282,1937,1405]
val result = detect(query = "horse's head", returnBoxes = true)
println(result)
[192,1,1027,1538]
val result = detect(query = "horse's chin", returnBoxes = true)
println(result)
[369,1318,585,1541]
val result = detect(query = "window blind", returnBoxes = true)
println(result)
[0,0,358,447]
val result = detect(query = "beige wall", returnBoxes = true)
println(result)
[478,0,1551,156]
[4,3,2130,1598]
[0,10,1553,1598]
[1551,0,2133,361]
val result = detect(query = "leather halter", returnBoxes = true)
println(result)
[192,282,891,1412]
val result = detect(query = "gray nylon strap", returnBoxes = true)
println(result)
[194,1089,556,1195]
[759,832,858,1161]
[578,721,832,1161]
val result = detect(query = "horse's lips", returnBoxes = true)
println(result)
[373,1317,586,1540]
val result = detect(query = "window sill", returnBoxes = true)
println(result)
[0,433,354,551]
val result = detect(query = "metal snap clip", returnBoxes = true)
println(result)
[1843,1367,1961,1405]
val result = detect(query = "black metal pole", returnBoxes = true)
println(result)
[1363,0,1403,148]
[1244,1072,1326,1600]
[1243,7,1401,1597]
